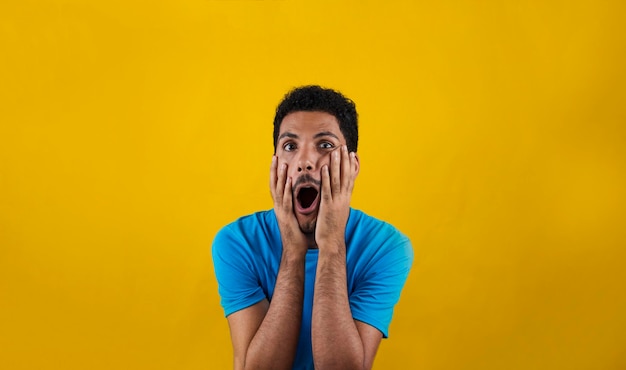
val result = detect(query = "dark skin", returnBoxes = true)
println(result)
[226,111,382,370]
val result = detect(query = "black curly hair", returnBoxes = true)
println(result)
[273,85,358,153]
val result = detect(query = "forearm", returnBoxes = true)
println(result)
[244,252,305,370]
[312,245,365,370]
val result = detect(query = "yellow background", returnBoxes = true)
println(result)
[1,1,625,369]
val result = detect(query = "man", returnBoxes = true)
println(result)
[212,85,413,370]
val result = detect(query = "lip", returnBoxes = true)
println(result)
[294,183,320,215]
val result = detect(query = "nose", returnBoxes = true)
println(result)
[298,163,313,172]
[296,146,317,172]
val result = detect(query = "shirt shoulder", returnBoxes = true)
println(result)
[346,208,412,257]
[212,209,283,276]
[213,209,279,249]
[344,209,413,338]
[211,209,281,316]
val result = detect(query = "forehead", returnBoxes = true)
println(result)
[279,111,344,141]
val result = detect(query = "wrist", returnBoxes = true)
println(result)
[281,243,307,260]
[316,237,346,255]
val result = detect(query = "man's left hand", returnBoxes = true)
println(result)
[315,145,359,250]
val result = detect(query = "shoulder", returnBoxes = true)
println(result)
[346,208,413,262]
[215,209,277,238]
[347,208,411,246]
[212,210,279,256]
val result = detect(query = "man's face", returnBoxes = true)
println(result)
[275,111,349,234]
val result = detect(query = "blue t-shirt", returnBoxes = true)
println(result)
[212,208,413,369]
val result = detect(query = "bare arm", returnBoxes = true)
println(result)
[312,146,381,369]
[227,250,305,370]
[312,245,382,370]
[223,156,310,369]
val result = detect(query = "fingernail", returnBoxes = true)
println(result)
[343,145,348,152]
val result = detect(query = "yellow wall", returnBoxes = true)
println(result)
[1,1,625,369]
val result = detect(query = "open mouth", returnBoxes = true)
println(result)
[296,186,320,213]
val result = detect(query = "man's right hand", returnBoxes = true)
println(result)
[270,156,308,254]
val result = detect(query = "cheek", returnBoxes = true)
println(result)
[287,166,299,178]
[318,153,332,169]
[278,157,297,176]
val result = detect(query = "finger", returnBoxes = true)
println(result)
[331,147,341,195]
[347,151,357,193]
[275,162,287,205]
[270,156,277,198]
[321,164,332,202]
[341,145,350,192]
[283,176,293,211]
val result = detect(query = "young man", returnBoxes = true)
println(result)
[212,85,413,370]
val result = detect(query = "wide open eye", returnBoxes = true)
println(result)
[283,142,297,152]
[319,142,334,150]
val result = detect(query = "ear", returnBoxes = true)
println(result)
[354,152,360,178]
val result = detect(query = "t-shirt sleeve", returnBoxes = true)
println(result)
[212,224,267,317]
[349,232,413,338]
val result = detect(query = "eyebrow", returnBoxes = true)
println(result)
[278,131,340,141]
[314,131,340,140]
[278,132,298,141]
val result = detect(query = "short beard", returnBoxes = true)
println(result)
[299,218,316,234]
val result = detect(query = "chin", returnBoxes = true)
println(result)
[297,216,317,234]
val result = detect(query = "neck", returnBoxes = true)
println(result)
[305,233,317,249]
